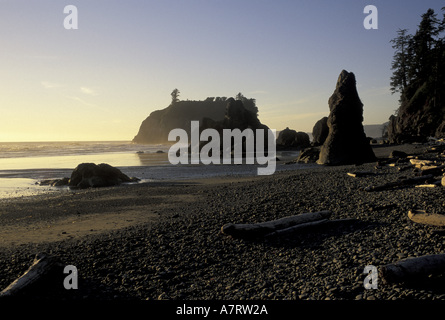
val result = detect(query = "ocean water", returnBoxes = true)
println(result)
[0,141,303,199]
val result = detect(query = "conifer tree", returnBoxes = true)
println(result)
[171,88,180,104]
[390,28,412,95]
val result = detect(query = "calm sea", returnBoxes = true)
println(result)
[0,141,302,199]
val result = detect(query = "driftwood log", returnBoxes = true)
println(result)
[408,209,445,227]
[221,210,331,239]
[409,159,435,168]
[419,164,445,176]
[347,171,376,177]
[0,253,62,298]
[379,254,445,284]
[264,218,357,239]
[364,174,434,192]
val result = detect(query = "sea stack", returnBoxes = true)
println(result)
[312,116,329,146]
[317,70,376,165]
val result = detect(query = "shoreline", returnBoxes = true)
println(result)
[0,142,425,200]
[1,143,445,301]
[0,149,301,199]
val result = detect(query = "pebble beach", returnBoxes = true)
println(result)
[1,143,445,304]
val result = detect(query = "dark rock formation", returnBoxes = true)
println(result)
[68,163,138,189]
[132,96,259,144]
[312,117,329,146]
[199,98,270,154]
[387,82,445,144]
[133,100,227,144]
[295,146,320,163]
[223,98,267,132]
[317,70,376,165]
[276,127,310,150]
[39,178,70,187]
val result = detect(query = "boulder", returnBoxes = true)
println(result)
[277,128,310,150]
[312,117,329,146]
[39,178,70,187]
[296,147,320,163]
[68,163,138,189]
[317,70,376,165]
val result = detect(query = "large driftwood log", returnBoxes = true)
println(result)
[264,218,357,238]
[408,209,445,227]
[364,174,434,192]
[379,254,445,284]
[263,219,329,238]
[409,159,435,168]
[419,164,445,176]
[221,210,331,239]
[0,253,61,297]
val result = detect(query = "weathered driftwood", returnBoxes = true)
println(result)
[379,254,445,284]
[409,158,435,166]
[347,171,376,177]
[408,209,445,227]
[0,253,61,297]
[415,183,439,188]
[221,210,331,239]
[264,218,357,238]
[416,164,445,177]
[364,174,433,192]
[264,219,329,238]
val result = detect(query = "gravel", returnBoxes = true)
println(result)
[1,147,445,301]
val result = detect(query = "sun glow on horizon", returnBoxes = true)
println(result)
[0,0,441,143]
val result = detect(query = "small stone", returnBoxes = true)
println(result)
[396,253,407,259]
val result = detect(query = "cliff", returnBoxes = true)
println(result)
[132,98,228,144]
[132,96,261,144]
[387,81,445,143]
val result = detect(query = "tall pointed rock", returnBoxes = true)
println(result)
[317,70,376,165]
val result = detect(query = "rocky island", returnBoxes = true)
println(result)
[132,93,260,145]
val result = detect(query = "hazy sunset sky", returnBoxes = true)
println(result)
[0,0,443,142]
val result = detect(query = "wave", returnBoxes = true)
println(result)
[0,141,170,159]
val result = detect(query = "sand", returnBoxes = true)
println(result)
[0,182,197,246]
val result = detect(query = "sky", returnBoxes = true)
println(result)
[0,0,444,142]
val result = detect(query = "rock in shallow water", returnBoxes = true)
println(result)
[69,163,139,189]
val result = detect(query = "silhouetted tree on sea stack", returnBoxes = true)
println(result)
[171,88,180,104]
[235,92,259,116]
